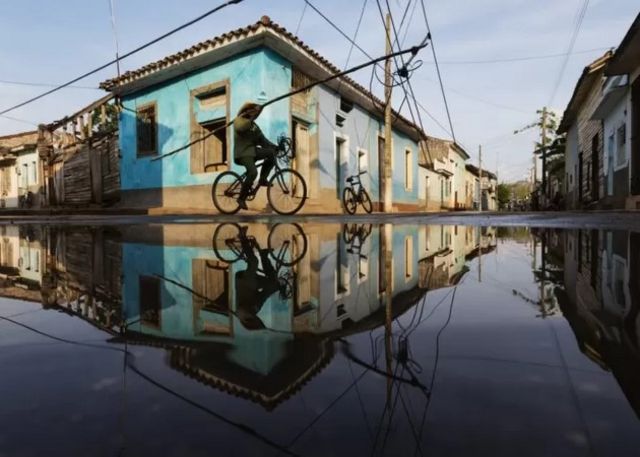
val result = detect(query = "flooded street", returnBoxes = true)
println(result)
[1,222,639,456]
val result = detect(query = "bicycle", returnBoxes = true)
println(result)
[342,171,372,214]
[211,222,308,299]
[211,135,307,215]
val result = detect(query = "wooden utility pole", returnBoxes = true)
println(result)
[478,145,482,212]
[540,106,548,207]
[383,13,393,213]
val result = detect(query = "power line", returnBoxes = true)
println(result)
[152,44,426,162]
[0,114,38,127]
[432,46,611,65]
[0,79,99,90]
[548,0,590,106]
[418,0,456,143]
[0,0,244,116]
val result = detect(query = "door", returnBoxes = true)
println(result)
[591,133,600,201]
[378,136,385,208]
[578,152,584,203]
[607,134,614,196]
[632,77,640,195]
[293,120,311,196]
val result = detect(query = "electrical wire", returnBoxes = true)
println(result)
[435,46,611,65]
[0,0,245,116]
[417,0,456,143]
[548,0,590,106]
[0,79,99,90]
[151,44,426,162]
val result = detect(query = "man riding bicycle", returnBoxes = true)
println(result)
[233,102,278,210]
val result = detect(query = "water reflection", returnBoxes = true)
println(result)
[0,222,639,456]
[540,228,640,419]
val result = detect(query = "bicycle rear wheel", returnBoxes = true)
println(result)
[212,223,243,263]
[343,187,357,214]
[267,168,307,215]
[360,189,373,214]
[268,223,308,266]
[212,171,242,214]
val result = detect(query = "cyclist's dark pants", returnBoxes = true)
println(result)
[237,148,276,200]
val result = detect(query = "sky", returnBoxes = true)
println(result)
[0,0,638,182]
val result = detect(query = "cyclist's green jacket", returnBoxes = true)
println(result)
[233,117,277,164]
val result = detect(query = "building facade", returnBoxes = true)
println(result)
[560,13,640,210]
[0,131,45,208]
[100,17,425,213]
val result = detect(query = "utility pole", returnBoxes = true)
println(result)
[540,106,548,208]
[383,13,393,213]
[478,145,482,212]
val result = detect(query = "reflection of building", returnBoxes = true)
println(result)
[554,229,640,417]
[0,222,494,411]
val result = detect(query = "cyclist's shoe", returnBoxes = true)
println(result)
[259,179,272,187]
[238,199,248,210]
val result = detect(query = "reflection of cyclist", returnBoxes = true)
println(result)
[234,102,278,210]
[235,227,280,330]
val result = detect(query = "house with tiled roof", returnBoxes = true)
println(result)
[0,130,43,208]
[100,16,427,213]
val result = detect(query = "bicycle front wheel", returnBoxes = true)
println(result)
[212,171,242,214]
[212,223,243,263]
[360,189,373,214]
[268,223,308,266]
[267,169,307,215]
[343,187,357,214]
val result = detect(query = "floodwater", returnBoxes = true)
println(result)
[0,222,639,457]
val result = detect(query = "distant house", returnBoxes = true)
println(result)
[558,51,613,209]
[38,95,120,207]
[419,136,470,211]
[0,131,45,208]
[99,16,426,213]
[465,164,497,211]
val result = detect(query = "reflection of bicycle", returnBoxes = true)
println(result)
[342,223,372,245]
[211,135,307,215]
[211,223,308,298]
[342,171,372,214]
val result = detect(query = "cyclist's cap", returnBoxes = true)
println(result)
[237,102,262,119]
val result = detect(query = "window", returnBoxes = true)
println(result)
[358,149,368,173]
[136,103,157,157]
[585,161,591,191]
[405,149,413,190]
[616,123,627,167]
[405,236,413,279]
[336,233,348,295]
[191,85,228,173]
[192,259,231,335]
[31,161,37,183]
[378,225,386,294]
[139,275,161,328]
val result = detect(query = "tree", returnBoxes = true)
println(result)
[497,183,511,209]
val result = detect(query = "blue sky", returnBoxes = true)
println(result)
[0,0,637,181]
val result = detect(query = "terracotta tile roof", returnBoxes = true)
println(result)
[0,130,38,149]
[100,16,425,139]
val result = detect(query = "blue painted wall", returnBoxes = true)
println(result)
[119,45,421,206]
[119,47,291,190]
[315,85,420,204]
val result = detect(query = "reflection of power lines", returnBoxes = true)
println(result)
[0,314,301,457]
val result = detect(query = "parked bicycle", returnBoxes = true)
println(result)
[211,135,307,215]
[211,222,308,300]
[342,171,372,214]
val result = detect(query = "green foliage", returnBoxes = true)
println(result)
[497,183,511,208]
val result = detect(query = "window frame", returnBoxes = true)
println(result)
[135,101,159,158]
[190,80,230,174]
